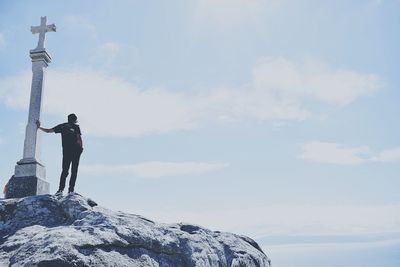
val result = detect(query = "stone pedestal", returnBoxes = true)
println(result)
[5,176,49,199]
[5,159,49,198]
[15,158,46,179]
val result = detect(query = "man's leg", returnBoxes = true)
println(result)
[68,150,82,193]
[59,152,72,192]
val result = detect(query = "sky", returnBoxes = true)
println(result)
[0,0,400,266]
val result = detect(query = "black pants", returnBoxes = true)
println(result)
[59,149,82,192]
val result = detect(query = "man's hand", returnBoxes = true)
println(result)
[36,120,54,133]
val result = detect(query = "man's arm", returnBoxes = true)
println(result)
[36,120,55,133]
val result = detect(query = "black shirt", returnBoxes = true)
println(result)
[53,123,82,152]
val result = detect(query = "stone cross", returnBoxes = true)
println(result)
[31,16,56,51]
[5,17,56,199]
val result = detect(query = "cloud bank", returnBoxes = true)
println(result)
[0,58,382,137]
[80,161,228,178]
[133,203,400,238]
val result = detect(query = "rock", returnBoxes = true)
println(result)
[0,194,271,267]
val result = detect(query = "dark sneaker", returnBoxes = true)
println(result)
[68,190,74,195]
[55,190,63,196]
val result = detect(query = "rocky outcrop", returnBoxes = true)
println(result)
[0,194,271,266]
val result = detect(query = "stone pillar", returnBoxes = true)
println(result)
[5,50,51,198]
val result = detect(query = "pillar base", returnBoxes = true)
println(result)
[5,175,50,199]
[5,158,49,199]
[14,158,46,180]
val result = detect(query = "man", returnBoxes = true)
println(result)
[37,113,83,195]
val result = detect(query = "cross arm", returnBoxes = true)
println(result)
[46,24,56,32]
[30,24,56,34]
[30,26,40,34]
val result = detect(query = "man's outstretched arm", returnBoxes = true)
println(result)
[36,120,55,133]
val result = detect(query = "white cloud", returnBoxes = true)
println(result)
[98,42,120,55]
[0,70,196,136]
[93,42,138,69]
[300,141,371,165]
[300,141,400,165]
[80,161,229,178]
[198,58,381,122]
[94,42,120,68]
[375,148,400,162]
[0,58,382,136]
[253,58,381,106]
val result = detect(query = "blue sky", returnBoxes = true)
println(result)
[0,1,399,266]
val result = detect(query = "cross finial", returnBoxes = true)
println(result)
[31,16,56,51]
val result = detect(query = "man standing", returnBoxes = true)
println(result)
[37,113,83,195]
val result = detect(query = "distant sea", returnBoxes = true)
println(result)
[259,234,400,267]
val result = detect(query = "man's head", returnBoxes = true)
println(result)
[68,113,78,123]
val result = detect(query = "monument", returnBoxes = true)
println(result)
[5,16,56,198]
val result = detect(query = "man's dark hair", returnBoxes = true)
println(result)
[68,113,78,123]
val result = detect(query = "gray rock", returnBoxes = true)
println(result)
[0,194,271,267]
